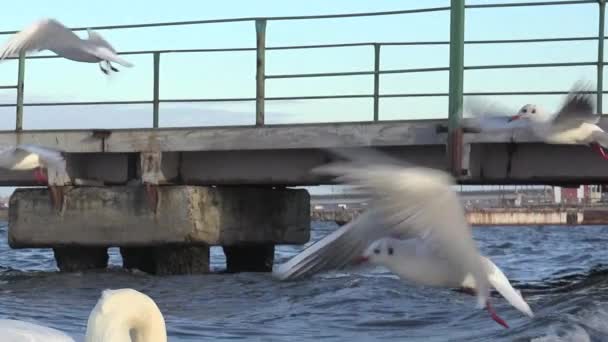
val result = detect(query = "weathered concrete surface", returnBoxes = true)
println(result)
[8,186,310,248]
[53,247,109,272]
[222,245,274,272]
[121,246,209,275]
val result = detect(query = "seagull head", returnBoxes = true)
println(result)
[508,104,543,122]
[354,238,396,265]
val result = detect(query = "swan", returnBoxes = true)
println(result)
[0,288,167,341]
[0,18,133,74]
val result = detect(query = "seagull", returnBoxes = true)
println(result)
[356,237,534,327]
[465,81,608,160]
[0,144,66,184]
[0,18,133,74]
[273,148,515,328]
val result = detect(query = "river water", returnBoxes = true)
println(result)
[1,222,608,341]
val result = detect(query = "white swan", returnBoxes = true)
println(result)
[0,18,133,74]
[0,144,66,184]
[0,288,167,342]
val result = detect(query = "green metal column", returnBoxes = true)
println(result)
[255,19,267,127]
[373,43,381,121]
[447,0,465,176]
[152,52,160,128]
[15,52,25,131]
[598,0,605,114]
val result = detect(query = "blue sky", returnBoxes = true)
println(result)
[0,0,600,194]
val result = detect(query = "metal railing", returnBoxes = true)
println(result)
[0,1,604,143]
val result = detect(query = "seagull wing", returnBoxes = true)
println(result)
[83,30,133,67]
[0,18,82,61]
[483,257,534,318]
[275,148,490,308]
[15,144,65,170]
[551,81,598,129]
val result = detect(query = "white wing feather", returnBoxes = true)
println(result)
[0,18,82,60]
[483,257,534,318]
[15,144,65,170]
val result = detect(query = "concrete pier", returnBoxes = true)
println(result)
[8,186,310,274]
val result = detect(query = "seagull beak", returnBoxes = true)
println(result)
[352,256,369,265]
[507,114,521,122]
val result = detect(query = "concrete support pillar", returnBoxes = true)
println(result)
[120,245,209,275]
[53,247,108,272]
[223,244,274,273]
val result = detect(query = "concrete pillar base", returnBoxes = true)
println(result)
[121,245,209,275]
[223,244,274,273]
[53,247,109,272]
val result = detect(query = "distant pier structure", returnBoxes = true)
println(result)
[3,1,608,274]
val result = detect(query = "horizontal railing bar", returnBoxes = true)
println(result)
[0,100,153,107]
[2,90,606,108]
[266,62,597,79]
[0,36,601,61]
[464,61,597,70]
[466,0,596,9]
[0,85,17,89]
[0,8,450,35]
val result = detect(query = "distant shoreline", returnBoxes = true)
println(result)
[312,206,608,226]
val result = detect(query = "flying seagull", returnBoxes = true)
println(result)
[356,237,534,327]
[465,81,608,160]
[273,148,516,328]
[0,18,133,74]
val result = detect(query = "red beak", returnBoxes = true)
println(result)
[352,256,369,265]
[507,114,521,122]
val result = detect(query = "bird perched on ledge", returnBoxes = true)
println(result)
[0,18,133,74]
[465,81,608,161]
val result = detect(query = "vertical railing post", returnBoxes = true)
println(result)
[255,19,267,127]
[598,0,605,114]
[153,52,160,128]
[373,43,381,121]
[447,0,465,177]
[15,52,25,131]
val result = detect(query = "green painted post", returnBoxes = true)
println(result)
[15,52,25,131]
[255,19,267,127]
[447,0,465,176]
[373,44,381,121]
[598,0,605,114]
[153,52,160,128]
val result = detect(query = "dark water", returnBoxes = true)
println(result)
[1,222,608,341]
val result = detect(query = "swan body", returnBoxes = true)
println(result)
[0,288,167,342]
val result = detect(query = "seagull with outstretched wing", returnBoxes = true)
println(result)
[0,18,133,74]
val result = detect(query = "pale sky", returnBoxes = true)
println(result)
[0,0,600,194]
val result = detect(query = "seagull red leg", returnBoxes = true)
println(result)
[486,300,509,329]
[33,168,48,184]
[145,183,159,213]
[590,142,608,161]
